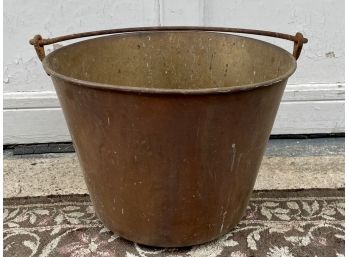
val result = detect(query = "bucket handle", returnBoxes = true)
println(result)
[30,26,308,62]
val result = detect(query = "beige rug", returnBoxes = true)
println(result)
[4,190,344,257]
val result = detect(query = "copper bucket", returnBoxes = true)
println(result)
[30,27,307,247]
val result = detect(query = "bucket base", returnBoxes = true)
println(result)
[96,210,243,247]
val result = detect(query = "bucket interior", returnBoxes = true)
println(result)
[45,31,296,90]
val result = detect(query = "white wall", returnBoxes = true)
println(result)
[4,0,345,144]
[4,0,160,93]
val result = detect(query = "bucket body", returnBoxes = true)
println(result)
[43,31,296,247]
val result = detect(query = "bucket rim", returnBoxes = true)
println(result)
[42,31,297,95]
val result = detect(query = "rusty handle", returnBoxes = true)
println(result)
[29,26,308,61]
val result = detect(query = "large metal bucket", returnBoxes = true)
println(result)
[30,27,307,247]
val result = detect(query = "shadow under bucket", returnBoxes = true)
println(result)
[30,27,307,247]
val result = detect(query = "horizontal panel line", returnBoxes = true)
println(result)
[4,107,63,111]
[4,99,345,111]
[4,83,345,109]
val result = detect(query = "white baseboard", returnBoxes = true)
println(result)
[4,83,345,144]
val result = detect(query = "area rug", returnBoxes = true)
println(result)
[4,190,344,257]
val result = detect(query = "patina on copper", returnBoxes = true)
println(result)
[30,27,307,247]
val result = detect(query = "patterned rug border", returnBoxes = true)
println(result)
[4,189,344,257]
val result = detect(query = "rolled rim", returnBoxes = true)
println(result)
[42,31,297,95]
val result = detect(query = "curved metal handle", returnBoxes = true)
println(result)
[30,26,308,61]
